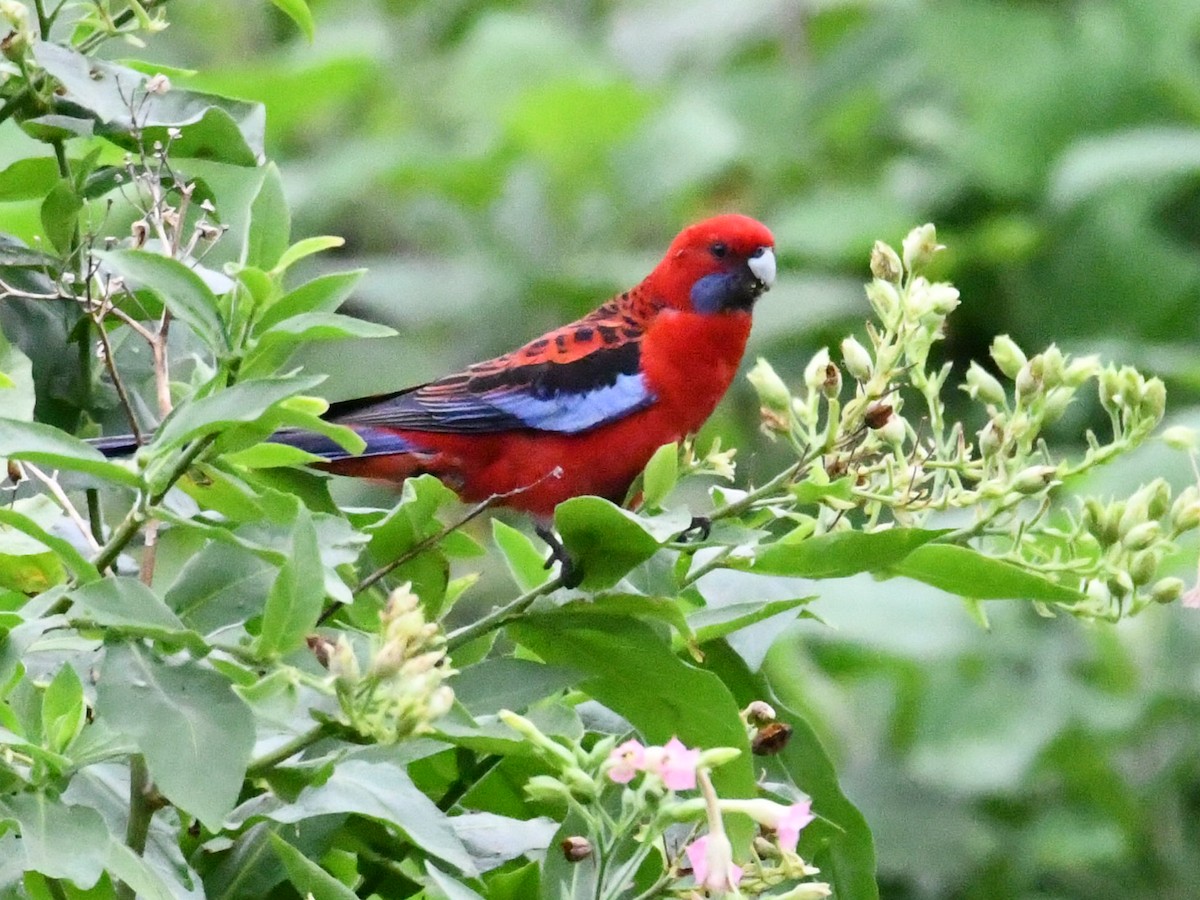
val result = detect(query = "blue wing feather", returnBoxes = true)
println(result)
[329,340,655,435]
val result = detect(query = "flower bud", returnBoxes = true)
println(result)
[561,836,592,862]
[1098,367,1124,411]
[1139,377,1166,424]
[145,73,171,95]
[822,363,842,399]
[901,223,941,272]
[803,348,832,394]
[1122,521,1161,552]
[925,282,960,315]
[1039,345,1066,389]
[870,240,902,282]
[964,362,1006,406]
[865,402,893,430]
[1170,485,1200,532]
[1011,465,1058,494]
[742,701,777,726]
[1062,354,1101,387]
[523,775,573,804]
[840,337,873,381]
[697,747,742,770]
[748,358,791,413]
[1151,577,1185,604]
[1108,569,1134,599]
[1041,386,1075,425]
[865,279,900,322]
[877,413,906,445]
[990,335,1027,380]
[977,420,1003,457]
[1161,425,1199,451]
[1015,358,1042,401]
[775,884,833,900]
[328,636,360,681]
[1128,549,1159,586]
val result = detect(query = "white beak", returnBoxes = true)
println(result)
[748,247,776,288]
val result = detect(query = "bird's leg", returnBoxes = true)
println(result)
[535,524,583,589]
[677,515,712,543]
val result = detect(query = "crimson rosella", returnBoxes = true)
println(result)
[103,214,776,517]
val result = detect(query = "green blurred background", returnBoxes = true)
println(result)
[9,0,1200,896]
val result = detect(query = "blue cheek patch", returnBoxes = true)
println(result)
[488,372,655,433]
[690,272,737,314]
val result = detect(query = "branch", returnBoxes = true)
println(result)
[446,575,565,652]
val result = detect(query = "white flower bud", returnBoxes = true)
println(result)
[748,358,791,412]
[1011,465,1058,494]
[803,348,832,394]
[990,335,1027,380]
[1161,425,1199,451]
[964,362,1006,406]
[870,240,902,282]
[840,337,873,381]
[865,279,900,322]
[925,281,960,315]
[901,223,942,272]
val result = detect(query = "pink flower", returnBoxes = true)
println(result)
[719,797,816,852]
[775,799,816,851]
[685,834,743,892]
[1183,585,1200,609]
[606,739,646,784]
[643,737,700,791]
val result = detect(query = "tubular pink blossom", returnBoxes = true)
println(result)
[643,737,700,791]
[605,739,646,784]
[685,834,743,892]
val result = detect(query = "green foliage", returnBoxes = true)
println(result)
[1,2,1199,900]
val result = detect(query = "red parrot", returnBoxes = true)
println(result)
[104,215,776,517]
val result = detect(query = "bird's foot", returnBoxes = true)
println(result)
[536,525,583,589]
[678,515,712,543]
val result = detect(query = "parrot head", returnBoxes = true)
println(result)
[650,213,776,316]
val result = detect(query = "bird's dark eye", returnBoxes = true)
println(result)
[710,242,728,259]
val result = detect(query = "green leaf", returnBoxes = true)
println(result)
[367,474,459,562]
[39,179,82,254]
[425,862,486,900]
[247,162,290,270]
[103,842,181,900]
[99,249,228,352]
[257,312,397,345]
[0,418,140,487]
[273,236,344,274]
[452,659,580,717]
[890,543,1087,602]
[509,611,756,800]
[41,663,85,754]
[34,42,265,165]
[0,793,109,887]
[67,577,199,649]
[0,328,34,421]
[687,596,815,646]
[492,520,550,592]
[554,497,660,590]
[0,158,61,202]
[256,506,325,658]
[270,0,316,41]
[152,374,325,451]
[254,269,366,333]
[96,643,254,830]
[270,834,358,900]
[164,541,275,634]
[640,441,678,509]
[749,528,946,578]
[262,758,477,875]
[225,441,323,469]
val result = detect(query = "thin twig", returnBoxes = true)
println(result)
[446,574,565,651]
[23,463,101,553]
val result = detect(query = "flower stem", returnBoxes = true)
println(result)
[446,575,565,651]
